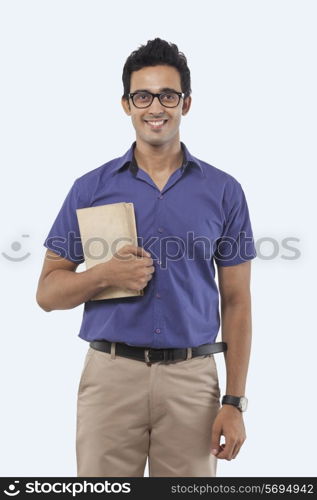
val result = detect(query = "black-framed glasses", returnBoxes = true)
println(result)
[128,91,185,108]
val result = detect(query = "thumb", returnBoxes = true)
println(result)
[131,246,151,258]
[211,424,222,456]
[116,245,150,258]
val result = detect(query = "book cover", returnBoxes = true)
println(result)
[76,202,144,300]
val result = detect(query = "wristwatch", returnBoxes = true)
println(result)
[221,395,248,412]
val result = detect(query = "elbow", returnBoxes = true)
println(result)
[36,290,52,312]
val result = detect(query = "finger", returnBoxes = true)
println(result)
[211,443,225,458]
[136,246,151,258]
[216,439,236,460]
[123,245,151,258]
[210,427,222,456]
[141,267,154,280]
[145,259,154,267]
[231,443,241,459]
[115,244,136,260]
[212,444,225,454]
[117,244,134,253]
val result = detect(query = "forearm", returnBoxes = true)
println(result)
[220,296,252,396]
[37,264,109,311]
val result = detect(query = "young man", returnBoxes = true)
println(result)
[36,38,256,477]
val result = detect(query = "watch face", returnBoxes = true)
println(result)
[239,397,248,412]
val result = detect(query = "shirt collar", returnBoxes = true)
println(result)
[111,141,205,177]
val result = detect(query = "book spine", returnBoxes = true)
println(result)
[124,203,138,247]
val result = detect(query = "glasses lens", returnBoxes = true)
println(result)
[160,92,179,107]
[133,92,152,108]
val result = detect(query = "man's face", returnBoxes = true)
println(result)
[121,65,191,147]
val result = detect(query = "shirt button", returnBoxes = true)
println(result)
[157,260,161,265]
[158,194,163,199]
[158,227,163,233]
[156,293,161,298]
[155,328,161,334]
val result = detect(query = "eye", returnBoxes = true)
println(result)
[135,92,151,101]
[161,92,178,103]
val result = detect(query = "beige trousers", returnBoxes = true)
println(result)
[76,344,221,477]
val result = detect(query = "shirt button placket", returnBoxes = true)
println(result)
[153,195,164,343]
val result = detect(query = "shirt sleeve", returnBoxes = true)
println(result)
[213,178,257,267]
[43,179,85,264]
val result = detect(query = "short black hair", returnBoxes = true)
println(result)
[122,37,191,100]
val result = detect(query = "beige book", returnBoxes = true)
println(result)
[76,202,144,300]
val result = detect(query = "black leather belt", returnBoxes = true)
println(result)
[89,340,227,363]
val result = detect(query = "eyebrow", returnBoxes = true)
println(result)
[131,87,181,93]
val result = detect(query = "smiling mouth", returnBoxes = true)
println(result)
[144,119,168,129]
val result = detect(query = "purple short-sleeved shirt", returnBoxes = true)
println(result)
[43,141,256,348]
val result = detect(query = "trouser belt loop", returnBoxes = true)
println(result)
[110,342,116,359]
[144,349,150,363]
[186,347,192,360]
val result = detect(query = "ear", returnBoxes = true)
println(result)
[121,96,131,116]
[182,95,192,116]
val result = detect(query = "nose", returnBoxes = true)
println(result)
[148,95,165,113]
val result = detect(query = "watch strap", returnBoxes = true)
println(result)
[221,394,248,412]
[221,395,242,406]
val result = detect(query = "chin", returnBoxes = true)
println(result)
[137,132,172,147]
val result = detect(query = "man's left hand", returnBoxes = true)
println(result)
[210,405,247,460]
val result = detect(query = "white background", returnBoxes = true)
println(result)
[0,0,316,477]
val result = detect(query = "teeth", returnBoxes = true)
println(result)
[147,120,165,126]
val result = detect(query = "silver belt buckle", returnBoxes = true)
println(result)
[144,348,150,363]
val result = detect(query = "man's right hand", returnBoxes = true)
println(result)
[97,244,155,291]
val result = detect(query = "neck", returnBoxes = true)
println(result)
[134,136,184,176]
